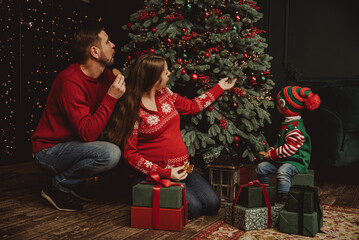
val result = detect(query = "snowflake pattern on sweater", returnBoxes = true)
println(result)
[124,85,224,178]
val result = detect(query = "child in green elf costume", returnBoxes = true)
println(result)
[256,86,321,205]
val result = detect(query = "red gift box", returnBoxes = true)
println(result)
[131,201,188,231]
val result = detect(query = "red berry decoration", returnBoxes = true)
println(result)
[151,27,157,33]
[181,69,187,74]
[234,135,240,143]
[231,102,238,110]
[126,55,132,62]
[204,12,210,18]
[127,22,132,28]
[166,37,172,45]
[148,48,155,53]
[243,52,249,59]
[191,73,199,81]
[204,52,210,58]
[235,15,241,22]
[181,28,187,33]
[208,106,213,111]
[249,76,257,85]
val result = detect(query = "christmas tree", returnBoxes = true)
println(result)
[120,0,275,164]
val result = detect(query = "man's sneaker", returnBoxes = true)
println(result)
[41,186,82,211]
[71,188,96,202]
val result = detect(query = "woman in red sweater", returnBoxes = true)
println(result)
[108,53,236,219]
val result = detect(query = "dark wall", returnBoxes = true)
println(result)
[263,0,359,146]
[258,0,359,182]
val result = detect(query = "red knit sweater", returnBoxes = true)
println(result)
[31,63,118,153]
[124,84,224,179]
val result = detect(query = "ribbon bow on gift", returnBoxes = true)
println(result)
[145,172,187,229]
[232,180,272,228]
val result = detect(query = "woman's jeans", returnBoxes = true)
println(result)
[256,161,298,193]
[35,141,121,193]
[130,170,220,220]
[182,170,221,219]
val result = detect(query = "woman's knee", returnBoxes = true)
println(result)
[205,193,221,215]
[188,199,202,219]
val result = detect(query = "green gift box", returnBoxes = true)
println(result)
[279,207,323,237]
[291,169,314,187]
[132,181,186,209]
[236,185,276,208]
[287,186,319,213]
[224,203,283,231]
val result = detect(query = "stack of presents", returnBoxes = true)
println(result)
[130,172,188,231]
[129,169,323,237]
[225,169,324,237]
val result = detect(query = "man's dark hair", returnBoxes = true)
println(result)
[72,21,104,64]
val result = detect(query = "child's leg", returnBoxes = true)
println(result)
[276,163,298,194]
[256,161,278,185]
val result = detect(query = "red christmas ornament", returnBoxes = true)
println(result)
[126,55,132,62]
[235,15,241,22]
[243,52,249,59]
[234,135,240,143]
[181,28,187,33]
[208,106,213,111]
[148,48,155,53]
[249,76,257,85]
[181,69,187,75]
[204,52,210,58]
[127,22,132,28]
[231,102,238,110]
[166,37,172,45]
[190,73,199,81]
[151,27,157,33]
[204,12,210,18]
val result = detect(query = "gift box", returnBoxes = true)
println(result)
[131,201,188,231]
[132,181,186,209]
[279,207,323,237]
[290,169,314,187]
[236,185,276,208]
[224,203,283,231]
[286,186,320,213]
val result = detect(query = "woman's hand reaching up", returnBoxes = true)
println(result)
[218,77,237,91]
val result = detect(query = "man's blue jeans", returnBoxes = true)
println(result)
[35,141,121,193]
[256,161,298,193]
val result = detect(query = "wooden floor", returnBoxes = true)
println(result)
[0,162,358,240]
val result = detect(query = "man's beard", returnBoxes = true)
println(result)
[99,54,114,67]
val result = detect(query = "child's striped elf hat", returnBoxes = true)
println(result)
[277,86,321,116]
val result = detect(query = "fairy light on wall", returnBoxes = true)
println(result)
[0,0,102,163]
[0,0,17,161]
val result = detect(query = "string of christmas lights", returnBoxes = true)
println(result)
[0,0,101,162]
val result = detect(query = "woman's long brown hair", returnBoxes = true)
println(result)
[107,53,166,149]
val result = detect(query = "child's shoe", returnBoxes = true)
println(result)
[275,192,288,207]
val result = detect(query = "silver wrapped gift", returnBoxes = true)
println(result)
[224,203,283,231]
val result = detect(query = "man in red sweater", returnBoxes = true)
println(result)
[31,21,126,211]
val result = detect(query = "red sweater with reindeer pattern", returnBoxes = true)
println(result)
[124,84,224,179]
